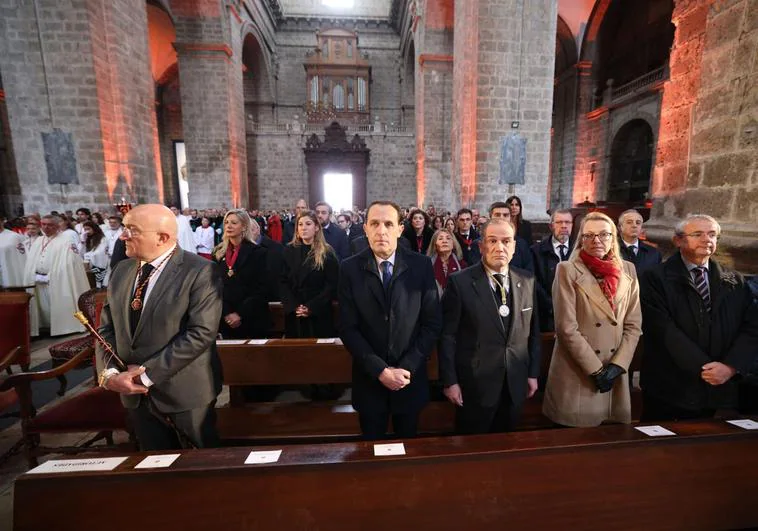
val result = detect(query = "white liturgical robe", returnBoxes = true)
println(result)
[0,229,27,287]
[176,215,197,254]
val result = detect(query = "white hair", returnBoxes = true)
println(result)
[674,214,721,237]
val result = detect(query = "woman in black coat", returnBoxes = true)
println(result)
[280,210,339,339]
[213,209,270,339]
[507,195,533,244]
[401,208,434,254]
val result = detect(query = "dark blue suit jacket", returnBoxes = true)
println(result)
[339,247,442,415]
[322,223,350,261]
[463,236,534,272]
[618,239,662,276]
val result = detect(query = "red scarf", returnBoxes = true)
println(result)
[433,255,466,290]
[225,243,241,270]
[579,250,621,311]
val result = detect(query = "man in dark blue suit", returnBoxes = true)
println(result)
[339,201,442,439]
[488,202,534,272]
[531,208,573,332]
[617,209,662,276]
[316,201,350,261]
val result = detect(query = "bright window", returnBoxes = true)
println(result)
[323,173,353,213]
[322,0,354,7]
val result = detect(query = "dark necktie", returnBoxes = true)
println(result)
[493,273,505,300]
[380,261,392,292]
[130,262,155,335]
[693,266,711,312]
[558,244,567,261]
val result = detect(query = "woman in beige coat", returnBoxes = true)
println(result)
[543,212,642,427]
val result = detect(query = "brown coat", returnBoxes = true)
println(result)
[543,257,642,427]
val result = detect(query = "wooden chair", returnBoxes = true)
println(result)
[0,291,32,371]
[0,346,24,466]
[0,346,134,469]
[47,288,107,395]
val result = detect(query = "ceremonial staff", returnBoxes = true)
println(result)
[74,311,198,449]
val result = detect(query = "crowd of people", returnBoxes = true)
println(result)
[0,197,756,450]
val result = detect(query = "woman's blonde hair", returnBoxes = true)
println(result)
[291,210,333,270]
[427,228,463,260]
[213,209,257,260]
[571,211,623,268]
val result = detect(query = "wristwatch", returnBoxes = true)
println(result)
[98,368,120,389]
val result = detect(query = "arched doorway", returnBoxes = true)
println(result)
[608,119,653,202]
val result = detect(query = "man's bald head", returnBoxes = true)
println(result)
[122,204,178,261]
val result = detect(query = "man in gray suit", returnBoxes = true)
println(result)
[96,204,223,450]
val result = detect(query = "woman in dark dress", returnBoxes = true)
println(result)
[280,210,339,339]
[506,195,533,244]
[212,209,270,339]
[401,208,434,254]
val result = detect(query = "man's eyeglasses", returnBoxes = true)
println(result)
[683,231,719,240]
[581,232,612,242]
[122,226,158,237]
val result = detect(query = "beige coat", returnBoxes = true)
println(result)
[543,257,642,427]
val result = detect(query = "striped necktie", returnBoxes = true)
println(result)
[693,266,711,312]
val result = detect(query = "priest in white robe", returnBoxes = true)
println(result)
[171,206,197,254]
[0,215,27,288]
[24,214,90,336]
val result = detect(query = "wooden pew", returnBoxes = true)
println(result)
[14,419,758,531]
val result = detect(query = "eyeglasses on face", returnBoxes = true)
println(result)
[122,226,159,237]
[581,232,612,242]
[683,231,719,240]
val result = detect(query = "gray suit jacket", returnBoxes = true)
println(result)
[97,247,223,412]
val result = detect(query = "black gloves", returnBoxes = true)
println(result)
[591,363,626,393]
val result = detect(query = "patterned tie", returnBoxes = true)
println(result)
[693,266,711,312]
[380,261,392,292]
[558,244,567,261]
[130,262,155,335]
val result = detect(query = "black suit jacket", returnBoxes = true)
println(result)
[98,249,223,413]
[110,238,128,269]
[439,264,540,409]
[280,243,339,338]
[618,239,662,277]
[531,236,572,332]
[339,247,442,415]
[455,229,480,266]
[345,223,365,245]
[259,235,285,301]
[640,252,758,410]
[322,223,350,261]
[213,240,270,339]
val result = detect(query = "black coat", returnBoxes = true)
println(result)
[454,229,480,266]
[640,252,758,411]
[322,223,350,262]
[345,223,365,246]
[516,219,533,245]
[402,226,434,254]
[213,240,270,339]
[439,264,540,409]
[110,238,128,269]
[618,239,662,277]
[339,247,442,415]
[280,243,339,338]
[259,235,284,301]
[531,236,572,332]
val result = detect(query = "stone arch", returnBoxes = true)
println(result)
[607,119,654,202]
[402,39,416,126]
[578,0,611,64]
[555,15,578,75]
[240,23,275,105]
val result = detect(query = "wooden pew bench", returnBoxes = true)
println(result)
[14,418,758,531]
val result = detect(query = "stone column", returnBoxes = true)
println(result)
[174,2,247,208]
[452,0,557,219]
[414,0,454,209]
[647,0,757,271]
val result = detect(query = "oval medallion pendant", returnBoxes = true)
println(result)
[498,304,510,317]
[131,299,142,311]
[227,269,235,278]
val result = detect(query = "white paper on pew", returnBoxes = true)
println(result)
[134,454,181,469]
[245,450,282,464]
[216,339,248,345]
[248,339,268,345]
[373,443,406,456]
[635,425,676,437]
[727,419,758,430]
[331,404,356,413]
[27,457,129,474]
[316,338,336,344]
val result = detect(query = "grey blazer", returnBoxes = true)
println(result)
[97,247,223,412]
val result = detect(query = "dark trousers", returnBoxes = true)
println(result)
[128,397,219,451]
[359,411,420,440]
[456,381,522,435]
[640,393,716,422]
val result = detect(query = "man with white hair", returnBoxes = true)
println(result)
[617,209,661,276]
[23,214,90,336]
[639,214,758,421]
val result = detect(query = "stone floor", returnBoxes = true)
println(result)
[0,335,230,528]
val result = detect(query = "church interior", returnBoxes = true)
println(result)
[0,0,757,528]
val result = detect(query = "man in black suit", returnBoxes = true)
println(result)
[488,202,534,271]
[282,199,308,244]
[339,200,442,439]
[439,217,541,434]
[640,214,758,421]
[252,219,285,302]
[316,201,350,261]
[97,204,223,450]
[453,208,480,265]
[337,212,364,250]
[531,208,573,332]
[617,209,662,276]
